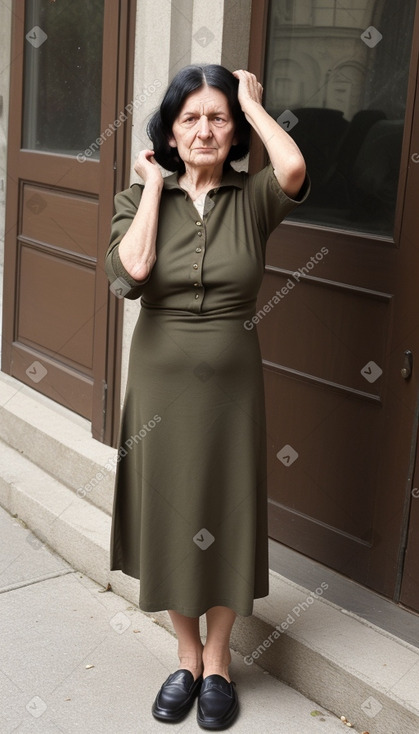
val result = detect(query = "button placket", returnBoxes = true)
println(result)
[190,218,206,311]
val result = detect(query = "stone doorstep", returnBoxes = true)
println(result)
[0,371,419,733]
[0,371,116,515]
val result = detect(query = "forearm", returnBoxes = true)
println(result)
[118,180,163,281]
[244,99,306,198]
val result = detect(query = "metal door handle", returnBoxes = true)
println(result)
[401,350,413,379]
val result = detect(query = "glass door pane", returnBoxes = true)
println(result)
[264,0,416,236]
[22,0,104,158]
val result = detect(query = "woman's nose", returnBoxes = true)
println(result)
[197,116,211,138]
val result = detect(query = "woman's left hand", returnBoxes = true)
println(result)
[232,69,306,198]
[232,70,263,116]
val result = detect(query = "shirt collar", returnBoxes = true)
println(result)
[162,166,244,197]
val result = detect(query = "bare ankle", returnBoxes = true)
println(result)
[178,645,204,680]
[202,651,231,682]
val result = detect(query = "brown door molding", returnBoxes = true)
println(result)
[92,0,137,446]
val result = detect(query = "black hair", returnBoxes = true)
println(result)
[146,64,251,173]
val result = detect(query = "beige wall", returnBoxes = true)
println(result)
[120,0,252,399]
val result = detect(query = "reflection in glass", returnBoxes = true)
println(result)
[22,0,104,158]
[264,0,416,236]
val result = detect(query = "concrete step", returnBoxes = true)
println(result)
[0,371,418,734]
[0,371,116,515]
[0,437,137,606]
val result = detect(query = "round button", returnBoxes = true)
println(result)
[195,247,202,253]
[195,294,200,299]
[193,282,200,287]
[197,231,203,237]
[195,221,202,226]
[193,263,198,269]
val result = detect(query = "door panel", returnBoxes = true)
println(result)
[2,0,134,443]
[18,247,95,368]
[21,186,99,259]
[249,0,419,607]
[258,273,389,398]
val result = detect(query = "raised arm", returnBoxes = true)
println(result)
[117,149,163,282]
[232,69,306,199]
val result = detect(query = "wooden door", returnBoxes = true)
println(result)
[2,0,134,444]
[249,0,419,609]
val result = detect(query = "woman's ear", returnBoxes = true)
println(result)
[168,135,177,148]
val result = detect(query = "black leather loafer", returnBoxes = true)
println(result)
[197,674,239,730]
[152,669,202,722]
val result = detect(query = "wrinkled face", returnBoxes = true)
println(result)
[168,85,237,170]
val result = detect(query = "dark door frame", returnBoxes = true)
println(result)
[95,0,137,447]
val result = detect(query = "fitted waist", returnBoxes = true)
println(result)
[140,299,257,323]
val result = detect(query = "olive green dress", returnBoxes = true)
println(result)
[105,163,309,617]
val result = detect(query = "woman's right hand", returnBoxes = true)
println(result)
[117,149,162,282]
[134,149,164,187]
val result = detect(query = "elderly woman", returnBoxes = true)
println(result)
[105,64,308,729]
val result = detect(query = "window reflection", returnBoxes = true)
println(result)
[264,0,416,236]
[22,0,104,158]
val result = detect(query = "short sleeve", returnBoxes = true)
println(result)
[248,163,310,241]
[105,184,151,301]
